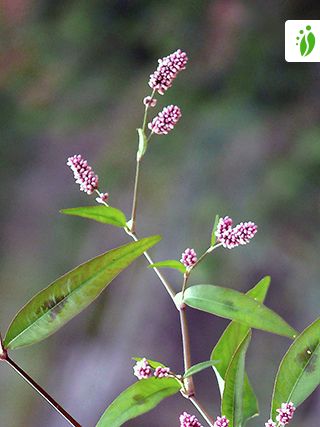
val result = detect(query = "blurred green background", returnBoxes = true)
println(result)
[1,1,320,426]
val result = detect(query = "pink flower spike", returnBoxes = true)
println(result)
[67,154,99,195]
[96,192,109,204]
[180,248,197,268]
[154,366,170,378]
[265,420,276,427]
[276,402,296,425]
[213,415,229,427]
[133,358,152,380]
[148,105,182,135]
[215,216,257,249]
[143,96,157,107]
[179,412,203,427]
[149,49,188,95]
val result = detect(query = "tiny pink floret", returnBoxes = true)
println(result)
[96,192,109,204]
[143,96,157,107]
[154,366,170,378]
[215,216,257,249]
[148,105,182,135]
[265,420,276,427]
[180,248,197,268]
[179,412,203,427]
[133,358,152,380]
[67,154,99,195]
[276,402,296,425]
[213,415,229,427]
[149,49,188,95]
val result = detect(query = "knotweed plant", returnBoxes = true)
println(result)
[0,49,319,427]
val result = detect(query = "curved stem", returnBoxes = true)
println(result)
[4,356,81,427]
[189,396,215,427]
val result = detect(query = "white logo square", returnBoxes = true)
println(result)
[285,20,320,62]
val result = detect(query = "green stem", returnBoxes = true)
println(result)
[189,396,215,427]
[126,230,177,304]
[130,159,141,234]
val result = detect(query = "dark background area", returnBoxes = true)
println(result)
[0,1,320,426]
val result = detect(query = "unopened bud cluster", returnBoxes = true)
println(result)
[67,154,99,195]
[179,412,203,427]
[180,248,197,268]
[213,416,229,427]
[133,358,170,380]
[148,105,182,135]
[215,216,257,249]
[265,402,296,426]
[149,49,188,95]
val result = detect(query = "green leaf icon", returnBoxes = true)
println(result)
[300,30,315,57]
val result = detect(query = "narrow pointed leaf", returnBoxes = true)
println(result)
[184,284,297,338]
[222,332,252,427]
[4,236,161,349]
[271,317,320,419]
[211,277,270,424]
[60,206,127,227]
[96,377,180,427]
[148,260,186,274]
[211,214,220,246]
[184,360,220,378]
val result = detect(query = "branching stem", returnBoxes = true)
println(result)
[189,396,216,427]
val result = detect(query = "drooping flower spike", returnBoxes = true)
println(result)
[179,412,203,427]
[149,49,188,95]
[215,216,257,249]
[67,154,99,195]
[180,248,197,268]
[133,358,152,380]
[148,105,182,135]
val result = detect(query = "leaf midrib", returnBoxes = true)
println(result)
[6,245,145,347]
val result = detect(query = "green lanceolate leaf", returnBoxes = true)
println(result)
[271,317,320,419]
[210,214,220,246]
[222,332,252,427]
[96,377,181,427]
[60,206,127,228]
[132,357,166,369]
[4,236,161,349]
[211,277,270,424]
[137,128,148,160]
[184,360,220,378]
[184,284,297,338]
[148,260,186,274]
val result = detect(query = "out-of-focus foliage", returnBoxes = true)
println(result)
[0,1,320,426]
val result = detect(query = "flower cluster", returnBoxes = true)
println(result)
[154,366,170,378]
[67,154,99,195]
[180,248,198,268]
[148,105,182,135]
[133,359,170,380]
[213,416,229,427]
[265,402,296,426]
[276,402,296,425]
[215,216,257,249]
[149,49,188,95]
[179,412,203,427]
